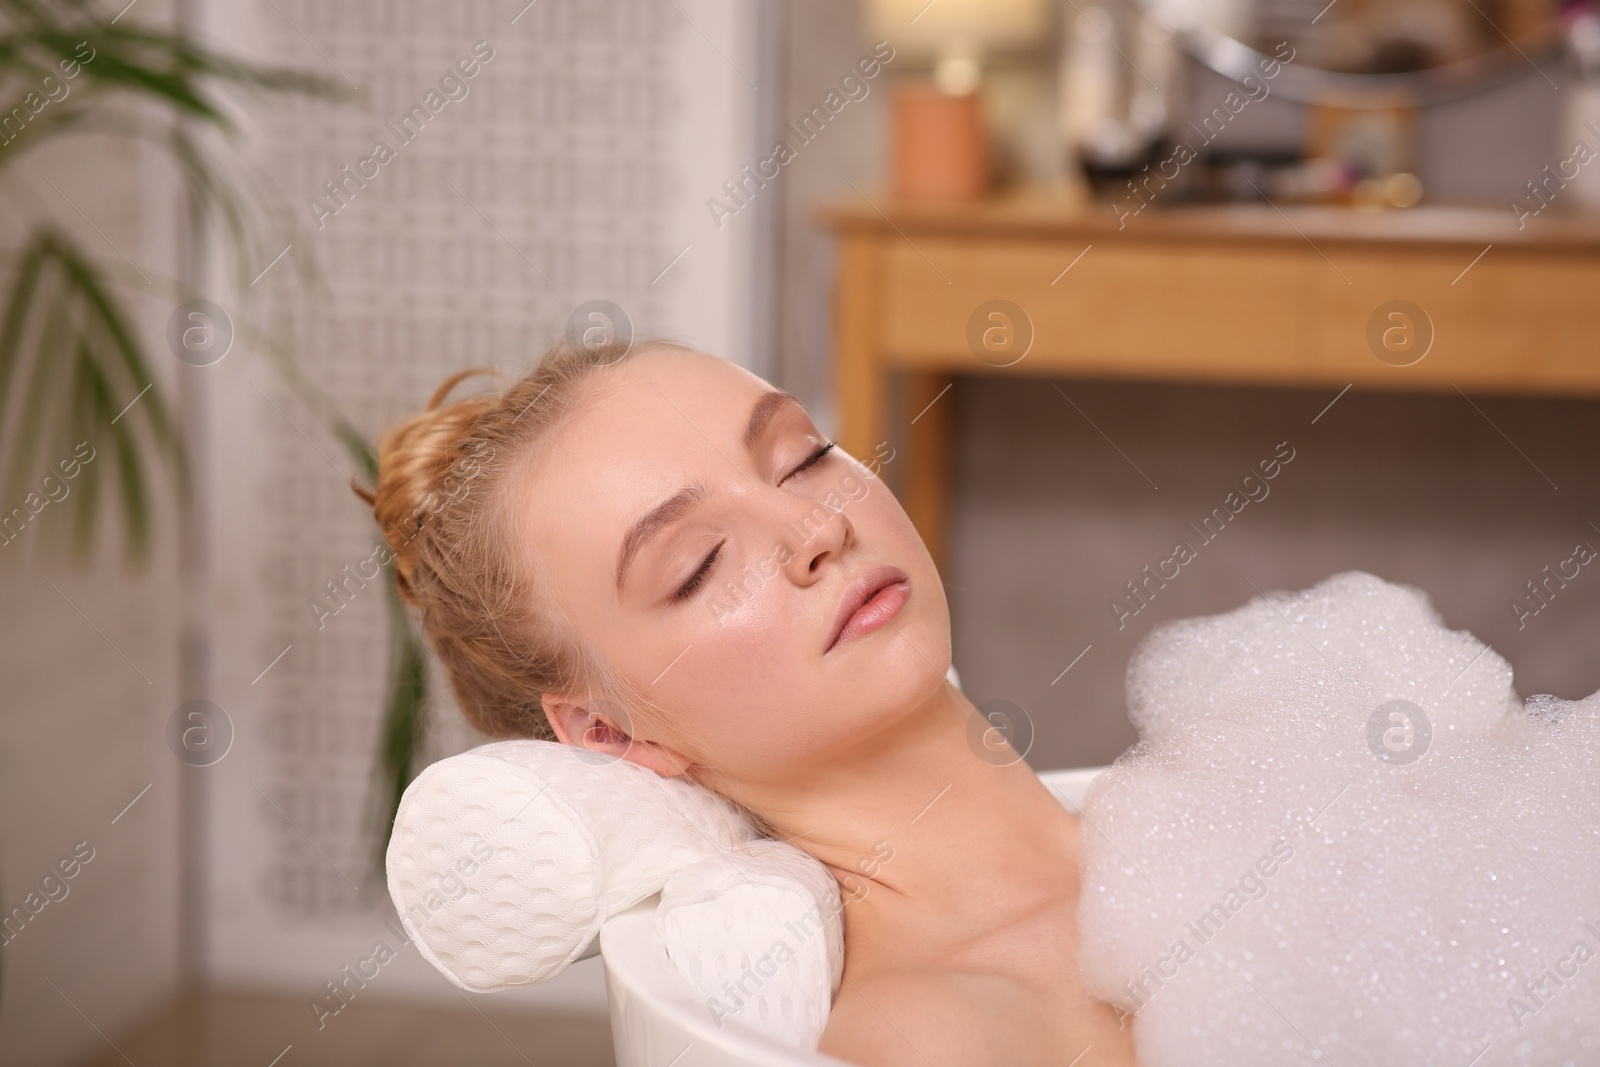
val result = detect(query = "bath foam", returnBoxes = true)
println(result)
[1076,571,1600,1066]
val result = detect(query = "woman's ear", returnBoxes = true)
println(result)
[540,692,695,778]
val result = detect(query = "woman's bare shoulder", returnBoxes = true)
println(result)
[817,967,1031,1066]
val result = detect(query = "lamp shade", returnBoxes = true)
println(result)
[865,0,1049,59]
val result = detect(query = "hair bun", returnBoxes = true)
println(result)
[357,368,502,602]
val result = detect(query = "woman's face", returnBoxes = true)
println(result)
[515,346,951,793]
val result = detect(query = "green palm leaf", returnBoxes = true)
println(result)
[0,0,431,934]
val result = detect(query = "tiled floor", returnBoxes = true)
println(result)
[73,988,615,1067]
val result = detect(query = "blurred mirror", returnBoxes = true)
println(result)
[1061,0,1581,207]
[1140,0,1565,103]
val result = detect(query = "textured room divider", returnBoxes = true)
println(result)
[198,0,769,1009]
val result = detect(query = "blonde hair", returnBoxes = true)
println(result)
[352,337,689,744]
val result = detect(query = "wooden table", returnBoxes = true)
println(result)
[817,188,1600,569]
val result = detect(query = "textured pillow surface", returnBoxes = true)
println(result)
[386,740,772,990]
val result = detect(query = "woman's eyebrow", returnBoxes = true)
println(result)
[615,389,802,596]
[742,389,801,450]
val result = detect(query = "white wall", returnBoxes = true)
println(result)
[0,117,185,1067]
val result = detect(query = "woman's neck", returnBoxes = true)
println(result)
[751,680,1083,953]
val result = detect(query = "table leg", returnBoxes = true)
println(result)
[832,234,953,571]
[903,370,953,572]
[834,233,886,474]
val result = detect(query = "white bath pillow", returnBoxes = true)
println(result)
[656,837,845,1047]
[386,663,960,1048]
[385,739,764,989]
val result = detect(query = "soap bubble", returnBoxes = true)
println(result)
[1077,572,1600,1066]
[1366,698,1431,764]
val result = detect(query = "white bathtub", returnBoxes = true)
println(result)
[599,765,1107,1067]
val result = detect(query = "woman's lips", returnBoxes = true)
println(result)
[825,572,911,653]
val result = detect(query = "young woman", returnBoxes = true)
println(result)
[359,337,1139,1066]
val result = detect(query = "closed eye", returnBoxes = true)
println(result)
[783,440,836,483]
[672,541,722,602]
[671,441,837,603]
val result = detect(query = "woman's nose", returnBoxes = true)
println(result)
[780,494,851,579]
